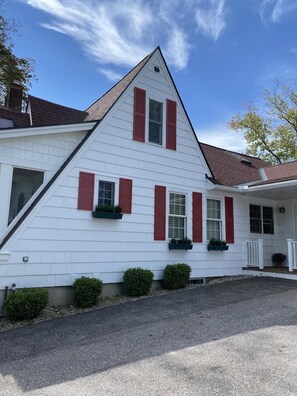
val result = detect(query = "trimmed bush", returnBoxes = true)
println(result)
[123,268,154,296]
[163,263,191,290]
[73,276,103,308]
[4,288,49,321]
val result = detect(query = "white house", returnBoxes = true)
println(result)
[1,47,297,305]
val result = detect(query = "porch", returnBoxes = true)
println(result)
[242,239,297,280]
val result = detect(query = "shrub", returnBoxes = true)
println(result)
[4,288,49,321]
[272,253,286,264]
[163,263,191,290]
[123,268,154,296]
[73,276,103,308]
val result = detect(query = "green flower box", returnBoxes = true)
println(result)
[169,243,193,251]
[92,211,123,219]
[207,245,229,251]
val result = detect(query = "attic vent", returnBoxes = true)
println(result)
[154,66,160,73]
[241,159,252,166]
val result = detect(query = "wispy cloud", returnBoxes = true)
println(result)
[193,0,226,41]
[98,69,123,82]
[260,0,297,24]
[25,0,227,77]
[197,122,247,153]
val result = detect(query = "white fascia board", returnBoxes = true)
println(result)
[0,121,97,139]
[210,184,244,194]
[242,179,297,192]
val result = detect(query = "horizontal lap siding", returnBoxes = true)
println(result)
[2,54,276,289]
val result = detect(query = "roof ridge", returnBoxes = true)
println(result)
[85,47,157,114]
[265,159,297,169]
[200,141,264,161]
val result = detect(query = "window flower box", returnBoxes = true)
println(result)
[207,245,229,251]
[92,211,123,219]
[207,238,228,251]
[92,204,123,219]
[169,238,193,251]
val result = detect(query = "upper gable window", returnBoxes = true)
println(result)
[149,99,163,145]
[98,180,115,207]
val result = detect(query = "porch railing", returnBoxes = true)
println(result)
[287,239,297,272]
[246,239,264,269]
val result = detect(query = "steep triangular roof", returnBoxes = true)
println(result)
[85,51,154,121]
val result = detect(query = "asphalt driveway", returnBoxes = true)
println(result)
[1,277,297,395]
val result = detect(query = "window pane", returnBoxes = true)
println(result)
[263,206,274,234]
[8,168,44,224]
[250,204,262,233]
[207,199,221,219]
[169,216,185,239]
[169,193,185,216]
[98,181,115,206]
[207,220,221,240]
[149,99,162,145]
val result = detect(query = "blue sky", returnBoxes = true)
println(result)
[5,0,297,152]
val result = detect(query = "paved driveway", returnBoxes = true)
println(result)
[1,277,297,395]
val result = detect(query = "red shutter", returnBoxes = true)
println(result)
[192,192,203,242]
[154,185,166,240]
[133,87,146,142]
[119,178,132,214]
[77,172,95,210]
[225,196,234,243]
[166,99,177,150]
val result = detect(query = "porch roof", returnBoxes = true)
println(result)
[243,178,297,200]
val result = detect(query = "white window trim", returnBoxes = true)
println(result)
[94,175,119,210]
[206,196,225,241]
[146,96,165,148]
[167,190,189,240]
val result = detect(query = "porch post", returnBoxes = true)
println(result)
[258,239,264,270]
[287,239,293,272]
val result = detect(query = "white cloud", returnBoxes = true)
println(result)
[25,0,227,77]
[197,123,247,153]
[193,0,226,41]
[98,68,123,82]
[260,0,297,24]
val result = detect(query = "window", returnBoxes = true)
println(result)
[98,180,115,206]
[149,99,163,145]
[207,199,222,240]
[8,167,44,224]
[169,193,186,239]
[250,205,274,234]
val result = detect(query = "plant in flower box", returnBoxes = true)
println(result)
[92,204,123,219]
[169,237,193,250]
[207,238,228,251]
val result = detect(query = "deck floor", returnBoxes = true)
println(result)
[244,266,297,274]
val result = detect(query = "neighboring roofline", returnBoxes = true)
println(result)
[0,49,158,249]
[244,178,297,191]
[157,52,213,178]
[0,121,97,139]
[200,141,268,162]
[29,95,88,114]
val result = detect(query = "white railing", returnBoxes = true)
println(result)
[246,239,264,269]
[287,239,297,272]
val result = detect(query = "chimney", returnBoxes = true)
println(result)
[5,83,23,111]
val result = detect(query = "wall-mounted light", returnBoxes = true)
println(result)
[279,207,285,214]
[22,256,29,262]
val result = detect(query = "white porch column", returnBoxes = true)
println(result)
[287,239,293,272]
[0,164,12,237]
[258,239,264,269]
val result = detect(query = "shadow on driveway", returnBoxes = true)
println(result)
[1,277,297,393]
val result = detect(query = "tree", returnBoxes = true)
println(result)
[228,83,297,164]
[0,2,35,108]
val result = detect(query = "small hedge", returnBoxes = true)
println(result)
[73,276,103,308]
[4,288,49,321]
[163,263,191,290]
[123,268,154,296]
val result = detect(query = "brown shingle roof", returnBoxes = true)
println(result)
[0,108,30,128]
[200,143,269,186]
[249,174,297,186]
[85,52,153,121]
[29,96,88,126]
[264,161,297,181]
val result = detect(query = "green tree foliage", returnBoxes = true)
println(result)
[228,83,297,164]
[0,2,35,107]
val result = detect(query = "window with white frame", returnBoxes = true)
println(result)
[207,199,222,240]
[250,204,274,234]
[149,99,163,145]
[169,193,186,239]
[98,180,115,206]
